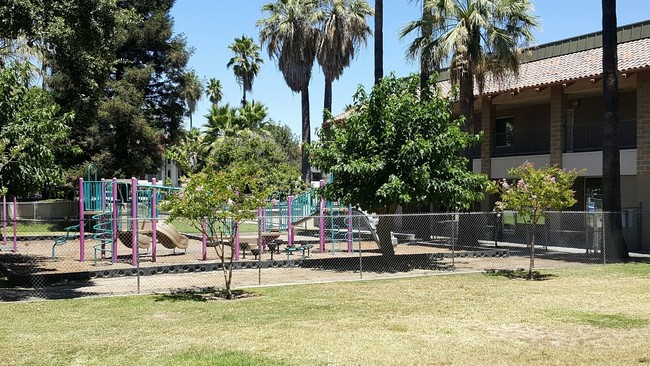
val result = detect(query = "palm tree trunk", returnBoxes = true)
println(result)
[602,0,629,261]
[374,0,383,85]
[323,76,333,124]
[420,1,432,99]
[241,90,247,107]
[459,69,474,131]
[301,84,311,183]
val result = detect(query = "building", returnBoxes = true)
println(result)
[434,20,650,251]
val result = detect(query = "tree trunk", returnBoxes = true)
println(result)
[459,68,474,131]
[241,90,247,107]
[301,84,311,183]
[601,0,629,261]
[528,223,536,280]
[375,206,396,257]
[323,76,332,124]
[374,0,383,85]
[419,1,432,100]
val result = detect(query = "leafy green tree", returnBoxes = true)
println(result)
[206,77,224,106]
[492,162,579,279]
[0,64,72,197]
[162,163,273,299]
[227,35,264,106]
[399,0,538,129]
[208,130,305,197]
[181,70,203,129]
[316,0,372,122]
[262,120,302,170]
[258,0,321,183]
[164,128,207,175]
[310,73,490,256]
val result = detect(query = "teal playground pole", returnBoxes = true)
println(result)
[112,178,118,264]
[131,177,138,266]
[79,178,85,261]
[151,178,157,262]
[287,195,294,247]
[319,180,325,253]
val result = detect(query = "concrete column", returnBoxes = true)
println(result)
[550,85,566,167]
[637,71,650,251]
[480,96,495,211]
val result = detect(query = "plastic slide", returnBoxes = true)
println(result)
[156,222,189,250]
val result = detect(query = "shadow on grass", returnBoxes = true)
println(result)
[154,287,256,302]
[485,268,556,281]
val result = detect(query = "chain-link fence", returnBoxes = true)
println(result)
[1,211,648,301]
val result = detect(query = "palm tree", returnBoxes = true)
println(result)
[227,35,264,106]
[316,0,373,122]
[205,103,239,140]
[601,0,629,261]
[181,70,203,129]
[374,0,383,84]
[399,0,538,130]
[258,0,321,183]
[205,78,224,107]
[401,0,435,97]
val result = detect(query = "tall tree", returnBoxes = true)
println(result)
[258,0,320,183]
[181,70,203,129]
[316,0,373,122]
[206,77,224,106]
[227,35,264,106]
[374,0,382,84]
[601,0,629,261]
[310,73,490,256]
[399,0,538,130]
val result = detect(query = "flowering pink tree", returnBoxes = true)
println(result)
[493,162,579,279]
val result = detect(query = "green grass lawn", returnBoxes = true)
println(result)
[1,264,649,365]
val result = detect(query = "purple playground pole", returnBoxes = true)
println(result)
[2,195,6,247]
[151,178,157,262]
[287,195,294,247]
[131,177,137,266]
[201,217,207,260]
[347,205,353,253]
[79,178,85,262]
[257,207,262,251]
[112,178,118,263]
[234,222,240,261]
[319,180,325,253]
[12,196,17,253]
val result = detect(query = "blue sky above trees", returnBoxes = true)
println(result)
[171,0,650,139]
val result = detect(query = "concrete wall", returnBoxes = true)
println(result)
[6,201,78,220]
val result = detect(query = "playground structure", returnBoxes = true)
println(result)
[44,163,382,268]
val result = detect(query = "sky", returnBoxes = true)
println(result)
[170,0,650,140]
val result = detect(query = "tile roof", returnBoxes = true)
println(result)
[439,37,650,95]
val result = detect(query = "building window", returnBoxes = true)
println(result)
[495,117,514,147]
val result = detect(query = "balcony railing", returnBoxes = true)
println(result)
[493,128,550,157]
[566,119,637,152]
